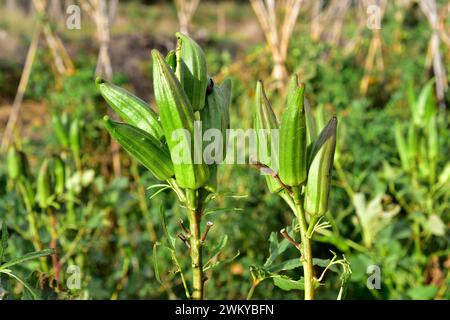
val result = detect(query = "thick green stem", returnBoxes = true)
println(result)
[294,201,314,300]
[48,207,60,283]
[186,189,204,300]
[18,181,48,272]
[246,280,260,300]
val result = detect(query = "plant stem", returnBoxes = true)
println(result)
[186,189,204,300]
[48,207,60,283]
[294,201,314,300]
[18,181,48,273]
[246,281,259,300]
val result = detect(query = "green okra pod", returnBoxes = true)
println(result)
[96,77,164,141]
[175,32,208,111]
[253,80,282,193]
[52,156,66,196]
[279,76,307,187]
[69,118,81,160]
[103,116,174,181]
[7,146,21,180]
[37,159,52,209]
[304,117,337,217]
[51,112,69,148]
[152,49,209,189]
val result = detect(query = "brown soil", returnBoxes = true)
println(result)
[0,101,49,142]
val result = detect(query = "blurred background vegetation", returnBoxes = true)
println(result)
[0,0,449,300]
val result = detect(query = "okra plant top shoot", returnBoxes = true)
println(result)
[252,76,347,300]
[98,32,231,300]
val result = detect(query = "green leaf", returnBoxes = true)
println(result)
[0,249,54,270]
[315,234,350,252]
[204,251,240,272]
[414,80,435,126]
[0,270,40,300]
[159,205,175,250]
[264,231,291,267]
[426,214,445,236]
[313,258,341,274]
[205,235,228,266]
[203,207,243,217]
[267,258,301,273]
[406,285,437,300]
[249,265,272,282]
[273,276,305,291]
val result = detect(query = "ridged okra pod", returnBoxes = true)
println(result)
[253,81,282,193]
[152,50,209,189]
[96,77,164,141]
[279,76,307,187]
[304,117,337,216]
[103,116,174,181]
[175,33,208,111]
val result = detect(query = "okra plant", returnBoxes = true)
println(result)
[0,221,54,299]
[251,76,349,300]
[97,33,231,300]
[387,80,449,260]
[7,146,67,283]
[5,114,93,292]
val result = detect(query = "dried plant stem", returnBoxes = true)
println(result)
[48,207,60,283]
[175,0,200,35]
[311,0,350,46]
[419,0,448,109]
[2,0,76,151]
[33,0,75,76]
[82,0,122,176]
[250,0,303,83]
[360,0,387,95]
[1,23,41,152]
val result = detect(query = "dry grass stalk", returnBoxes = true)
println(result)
[1,0,75,151]
[439,4,450,49]
[48,0,63,21]
[33,0,75,76]
[81,0,122,176]
[217,2,227,37]
[174,0,200,35]
[310,0,350,46]
[1,24,41,152]
[360,0,387,96]
[80,0,118,81]
[419,0,448,109]
[343,1,369,56]
[250,0,303,84]
[391,0,413,54]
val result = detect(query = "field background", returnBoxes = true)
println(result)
[0,0,449,300]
